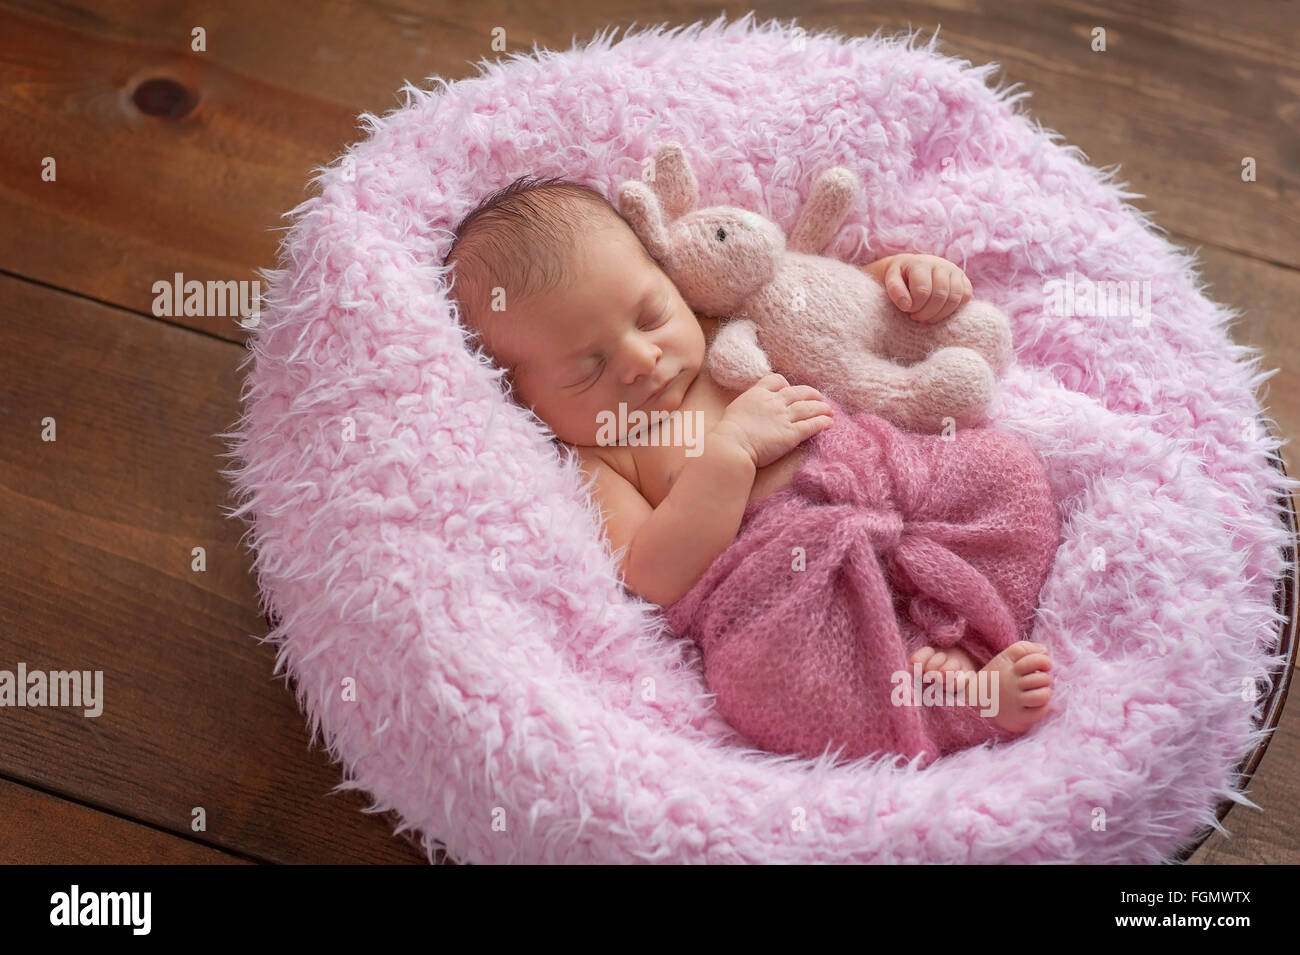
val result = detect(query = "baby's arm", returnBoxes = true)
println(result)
[577,431,756,608]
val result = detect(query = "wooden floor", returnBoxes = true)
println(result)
[1,1,1296,864]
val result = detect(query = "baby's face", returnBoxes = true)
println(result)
[494,218,706,448]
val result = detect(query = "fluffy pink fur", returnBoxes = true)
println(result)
[223,13,1298,863]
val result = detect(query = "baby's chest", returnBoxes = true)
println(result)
[625,423,808,511]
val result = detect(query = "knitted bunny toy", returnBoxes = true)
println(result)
[617,142,1013,433]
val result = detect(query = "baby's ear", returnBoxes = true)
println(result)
[618,180,671,262]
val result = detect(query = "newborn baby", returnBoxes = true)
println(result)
[443,175,1054,741]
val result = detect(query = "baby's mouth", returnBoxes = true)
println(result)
[641,372,675,408]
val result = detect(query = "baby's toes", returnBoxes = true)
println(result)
[1018,672,1052,707]
[1019,671,1052,691]
[1013,652,1052,676]
[1000,640,1046,663]
[1021,686,1052,708]
[909,646,938,669]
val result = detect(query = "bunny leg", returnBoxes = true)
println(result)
[838,349,994,432]
[876,299,1013,375]
[822,352,967,433]
[941,300,1013,374]
[903,347,997,431]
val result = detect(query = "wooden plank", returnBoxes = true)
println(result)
[0,776,251,864]
[0,1,361,342]
[0,273,432,863]
[1,0,1294,339]
[920,0,1300,266]
[1189,238,1300,454]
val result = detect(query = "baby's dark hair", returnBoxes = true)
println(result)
[442,175,629,356]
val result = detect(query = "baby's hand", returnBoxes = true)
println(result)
[876,254,973,323]
[715,373,835,469]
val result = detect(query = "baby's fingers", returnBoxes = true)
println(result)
[788,403,836,438]
[788,398,835,418]
[912,268,953,323]
[756,372,791,391]
[883,259,913,311]
[782,384,833,404]
[805,414,836,433]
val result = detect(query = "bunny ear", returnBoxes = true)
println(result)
[787,166,860,255]
[617,180,671,262]
[647,141,699,221]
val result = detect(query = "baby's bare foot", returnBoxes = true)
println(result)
[909,644,978,676]
[979,641,1053,734]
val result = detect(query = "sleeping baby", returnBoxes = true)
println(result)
[443,174,1059,767]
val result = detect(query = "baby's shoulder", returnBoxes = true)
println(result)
[569,441,655,542]
[571,441,641,491]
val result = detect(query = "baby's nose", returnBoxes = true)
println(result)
[626,341,660,378]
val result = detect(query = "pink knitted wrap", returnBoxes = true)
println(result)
[664,399,1062,767]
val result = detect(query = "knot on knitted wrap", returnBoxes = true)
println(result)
[790,432,1017,653]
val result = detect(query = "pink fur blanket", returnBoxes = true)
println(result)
[225,14,1298,863]
[664,402,1060,767]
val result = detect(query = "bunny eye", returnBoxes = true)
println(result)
[715,227,727,241]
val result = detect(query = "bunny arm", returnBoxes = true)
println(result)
[706,319,773,391]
